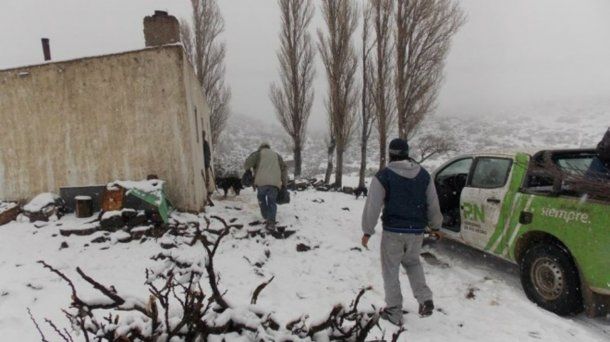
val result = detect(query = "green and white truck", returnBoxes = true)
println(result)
[433,149,609,317]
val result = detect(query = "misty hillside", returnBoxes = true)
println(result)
[215,100,609,179]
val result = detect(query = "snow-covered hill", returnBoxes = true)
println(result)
[216,101,609,178]
[0,190,607,341]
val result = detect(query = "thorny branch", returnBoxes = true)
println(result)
[35,215,399,341]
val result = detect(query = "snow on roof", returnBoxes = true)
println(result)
[0,202,17,213]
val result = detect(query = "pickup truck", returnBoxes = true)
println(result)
[433,149,609,317]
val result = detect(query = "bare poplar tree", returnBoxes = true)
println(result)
[270,0,316,178]
[395,0,465,139]
[181,0,232,146]
[358,5,375,189]
[369,0,395,170]
[318,0,359,188]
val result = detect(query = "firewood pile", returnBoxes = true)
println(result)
[539,159,610,201]
[33,215,401,341]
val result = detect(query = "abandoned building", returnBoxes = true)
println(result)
[0,12,213,211]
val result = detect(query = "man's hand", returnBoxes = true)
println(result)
[428,230,443,241]
[361,234,370,249]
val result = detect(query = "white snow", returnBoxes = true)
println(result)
[109,180,165,193]
[22,193,59,212]
[0,189,607,341]
[0,202,17,213]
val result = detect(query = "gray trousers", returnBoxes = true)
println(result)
[381,231,432,315]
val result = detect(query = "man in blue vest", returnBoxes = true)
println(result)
[361,138,443,326]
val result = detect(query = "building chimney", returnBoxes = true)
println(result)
[143,10,180,47]
[41,38,51,61]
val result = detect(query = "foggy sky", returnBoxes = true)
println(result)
[1,0,609,131]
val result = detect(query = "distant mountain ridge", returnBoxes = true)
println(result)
[215,101,609,178]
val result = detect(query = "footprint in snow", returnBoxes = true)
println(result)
[528,331,542,339]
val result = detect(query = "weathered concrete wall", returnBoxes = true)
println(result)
[0,45,209,211]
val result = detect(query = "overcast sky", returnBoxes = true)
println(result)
[1,0,609,130]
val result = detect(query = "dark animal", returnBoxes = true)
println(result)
[342,187,355,195]
[354,186,368,199]
[216,176,243,197]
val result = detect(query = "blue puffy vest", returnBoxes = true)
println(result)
[376,166,430,234]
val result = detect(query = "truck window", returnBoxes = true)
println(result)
[555,156,593,175]
[437,158,473,180]
[470,158,512,189]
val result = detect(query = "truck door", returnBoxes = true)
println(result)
[460,157,514,251]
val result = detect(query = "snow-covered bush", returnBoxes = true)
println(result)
[34,216,398,342]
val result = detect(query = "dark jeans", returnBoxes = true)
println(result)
[257,186,279,222]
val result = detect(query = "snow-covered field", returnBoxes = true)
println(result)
[1,188,608,341]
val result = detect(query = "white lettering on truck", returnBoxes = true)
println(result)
[540,207,591,224]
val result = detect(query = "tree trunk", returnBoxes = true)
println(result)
[379,128,387,170]
[324,139,336,185]
[358,137,367,189]
[324,158,334,185]
[335,146,344,188]
[293,143,302,179]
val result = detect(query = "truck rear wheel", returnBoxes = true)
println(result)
[520,243,583,315]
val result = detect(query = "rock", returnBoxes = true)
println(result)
[160,242,177,249]
[60,223,100,237]
[296,243,311,252]
[100,211,125,231]
[131,226,152,239]
[126,212,148,227]
[59,241,69,250]
[23,193,65,222]
[91,236,109,244]
[121,208,138,220]
[33,221,49,228]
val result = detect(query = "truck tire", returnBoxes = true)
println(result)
[520,243,583,316]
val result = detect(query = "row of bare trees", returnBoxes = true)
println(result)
[181,0,231,147]
[271,0,465,188]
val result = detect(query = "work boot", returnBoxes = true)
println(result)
[418,300,434,317]
[380,307,403,326]
[265,220,276,232]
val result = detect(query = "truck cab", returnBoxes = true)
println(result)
[433,149,610,317]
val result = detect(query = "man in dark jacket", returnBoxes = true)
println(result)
[361,138,443,326]
[586,128,610,181]
[244,143,288,231]
[202,131,215,205]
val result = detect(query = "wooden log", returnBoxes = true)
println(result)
[0,204,20,226]
[75,196,93,218]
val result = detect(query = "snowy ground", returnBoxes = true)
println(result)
[0,188,608,341]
